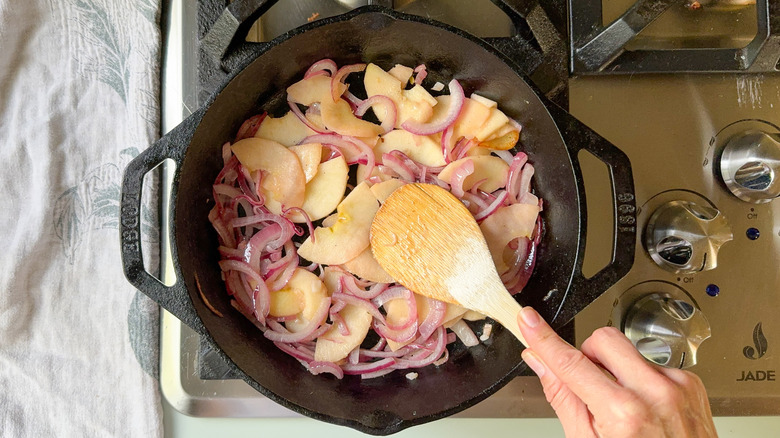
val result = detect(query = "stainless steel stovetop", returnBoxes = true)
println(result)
[159,0,780,419]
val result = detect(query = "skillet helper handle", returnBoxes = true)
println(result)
[202,0,280,65]
[120,117,208,336]
[545,103,637,324]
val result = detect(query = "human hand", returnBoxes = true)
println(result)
[517,306,717,438]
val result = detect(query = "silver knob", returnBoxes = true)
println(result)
[645,201,732,274]
[622,293,711,369]
[720,130,780,203]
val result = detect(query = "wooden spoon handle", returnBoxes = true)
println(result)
[484,290,529,348]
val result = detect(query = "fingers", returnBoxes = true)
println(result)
[580,327,668,389]
[522,349,597,438]
[517,307,623,411]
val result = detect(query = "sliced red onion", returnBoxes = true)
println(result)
[413,64,427,85]
[380,153,415,182]
[274,342,315,362]
[448,158,475,198]
[506,152,529,203]
[288,100,330,134]
[253,278,271,322]
[493,149,514,166]
[342,90,364,110]
[450,320,480,347]
[331,63,366,102]
[374,287,417,330]
[355,95,396,134]
[308,361,344,379]
[341,357,396,375]
[331,292,386,324]
[473,190,509,222]
[401,79,464,135]
[304,58,337,79]
[418,298,446,340]
[234,112,267,142]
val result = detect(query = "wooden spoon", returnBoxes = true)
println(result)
[370,183,528,347]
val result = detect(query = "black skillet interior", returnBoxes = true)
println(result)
[128,6,634,436]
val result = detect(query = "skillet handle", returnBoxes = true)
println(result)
[544,103,638,325]
[120,115,208,336]
[201,0,280,66]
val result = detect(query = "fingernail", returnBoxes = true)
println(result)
[522,350,546,378]
[519,307,541,328]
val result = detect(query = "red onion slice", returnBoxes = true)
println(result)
[355,95,396,134]
[413,64,427,85]
[331,63,366,102]
[401,79,464,135]
[304,58,337,79]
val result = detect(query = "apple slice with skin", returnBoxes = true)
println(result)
[287,155,349,223]
[255,111,317,147]
[288,143,322,183]
[284,268,330,333]
[231,138,306,215]
[314,304,373,362]
[375,129,447,167]
[341,246,394,283]
[479,203,540,273]
[297,182,380,265]
[437,155,510,193]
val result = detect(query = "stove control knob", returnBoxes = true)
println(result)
[622,293,710,369]
[720,130,780,203]
[645,201,732,274]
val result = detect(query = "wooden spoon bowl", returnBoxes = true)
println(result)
[370,183,528,347]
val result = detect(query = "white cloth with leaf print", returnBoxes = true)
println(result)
[0,0,163,436]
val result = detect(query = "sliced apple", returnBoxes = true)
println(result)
[356,163,390,183]
[288,155,349,223]
[341,246,394,283]
[364,63,435,128]
[231,138,306,215]
[315,304,373,362]
[375,129,447,167]
[321,266,346,295]
[474,107,510,141]
[268,287,304,318]
[478,129,519,151]
[432,96,491,142]
[479,203,540,273]
[437,155,510,193]
[297,182,380,265]
[369,178,405,203]
[288,143,322,183]
[383,297,417,351]
[281,268,330,332]
[287,74,346,106]
[462,310,487,321]
[470,93,497,109]
[321,98,383,138]
[388,64,414,84]
[255,111,317,147]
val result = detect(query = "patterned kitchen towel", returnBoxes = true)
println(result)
[0,0,163,436]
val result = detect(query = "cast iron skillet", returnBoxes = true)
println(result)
[120,3,636,435]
